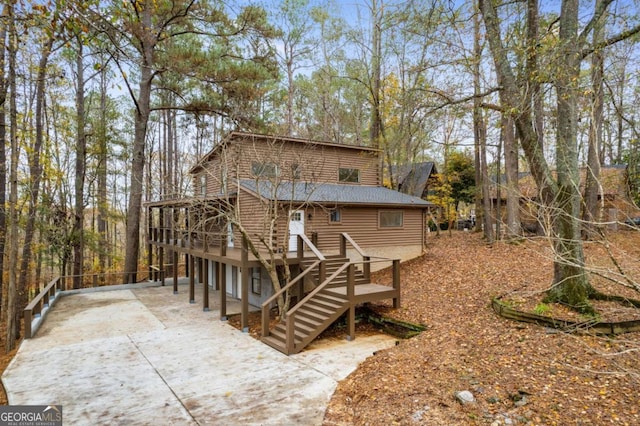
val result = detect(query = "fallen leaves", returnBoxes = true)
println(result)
[324,231,640,425]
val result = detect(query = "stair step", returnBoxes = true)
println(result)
[307,297,343,313]
[270,325,304,344]
[294,322,316,335]
[315,291,348,305]
[295,309,327,328]
[262,335,286,352]
[303,300,340,317]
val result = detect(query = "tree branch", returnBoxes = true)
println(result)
[582,24,640,58]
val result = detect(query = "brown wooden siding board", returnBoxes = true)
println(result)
[310,207,423,250]
[198,137,380,189]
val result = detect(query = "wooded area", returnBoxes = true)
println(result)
[0,0,639,354]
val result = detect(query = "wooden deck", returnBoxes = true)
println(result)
[326,283,399,304]
[149,238,305,268]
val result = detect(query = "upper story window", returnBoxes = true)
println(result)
[199,174,207,196]
[252,161,279,178]
[379,210,404,228]
[339,168,360,183]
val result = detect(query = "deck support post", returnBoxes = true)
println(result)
[297,235,303,259]
[363,256,371,281]
[159,247,165,286]
[318,261,326,285]
[219,262,227,320]
[393,259,401,309]
[346,263,355,341]
[189,255,195,303]
[173,251,179,294]
[147,207,153,281]
[339,234,346,257]
[203,259,210,311]
[241,236,249,333]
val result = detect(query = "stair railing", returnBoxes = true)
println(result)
[285,260,352,353]
[261,234,325,338]
[340,232,373,280]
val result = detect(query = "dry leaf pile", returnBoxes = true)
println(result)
[323,231,640,426]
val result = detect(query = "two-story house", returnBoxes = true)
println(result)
[146,132,432,354]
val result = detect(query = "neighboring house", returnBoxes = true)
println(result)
[146,132,432,354]
[393,162,439,199]
[488,165,640,231]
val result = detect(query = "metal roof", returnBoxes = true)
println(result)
[239,180,433,207]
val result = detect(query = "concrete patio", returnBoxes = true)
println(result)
[2,280,396,425]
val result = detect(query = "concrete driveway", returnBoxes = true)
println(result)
[2,282,396,425]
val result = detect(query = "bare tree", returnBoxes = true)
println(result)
[480,0,640,312]
[6,2,18,351]
[194,138,326,316]
[582,0,606,239]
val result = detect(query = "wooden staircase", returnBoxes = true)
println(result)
[261,286,349,354]
[304,256,369,289]
[261,233,401,355]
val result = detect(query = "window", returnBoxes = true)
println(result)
[252,161,279,178]
[338,168,360,183]
[251,268,262,295]
[379,210,404,228]
[199,174,207,196]
[329,209,342,223]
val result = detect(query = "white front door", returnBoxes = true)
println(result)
[227,222,234,248]
[288,210,305,252]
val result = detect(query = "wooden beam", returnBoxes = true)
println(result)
[147,207,153,282]
[189,255,195,303]
[241,236,249,333]
[173,251,179,294]
[203,259,209,312]
[219,262,227,320]
[393,259,401,309]
[346,263,355,341]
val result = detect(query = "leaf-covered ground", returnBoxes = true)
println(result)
[323,231,640,425]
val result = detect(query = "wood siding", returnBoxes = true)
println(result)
[307,206,424,251]
[194,135,380,196]
[236,190,292,250]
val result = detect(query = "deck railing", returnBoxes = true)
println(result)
[340,232,401,307]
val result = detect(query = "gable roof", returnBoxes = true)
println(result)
[395,162,437,198]
[239,180,432,208]
[190,131,380,174]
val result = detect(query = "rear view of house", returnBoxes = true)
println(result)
[146,132,432,353]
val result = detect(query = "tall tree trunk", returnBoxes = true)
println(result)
[17,27,56,339]
[97,57,108,283]
[527,0,544,153]
[473,0,491,241]
[0,5,8,318]
[480,0,595,312]
[545,0,594,311]
[582,0,605,239]
[495,129,502,239]
[369,0,383,148]
[72,38,86,289]
[123,4,154,284]
[6,4,18,351]
[503,115,521,237]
